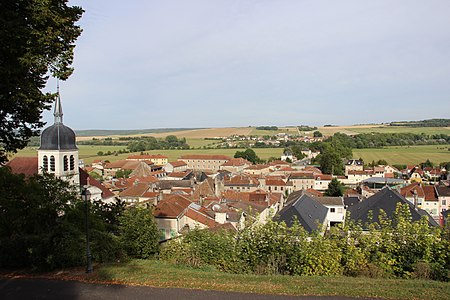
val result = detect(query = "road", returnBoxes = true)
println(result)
[0,277,378,300]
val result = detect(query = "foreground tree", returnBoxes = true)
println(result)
[0,1,83,163]
[0,167,123,270]
[118,207,160,259]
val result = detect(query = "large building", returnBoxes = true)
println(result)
[178,154,231,172]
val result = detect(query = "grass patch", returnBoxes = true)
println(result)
[353,145,450,165]
[84,260,450,300]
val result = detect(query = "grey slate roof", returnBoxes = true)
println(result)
[157,180,193,190]
[343,196,361,207]
[39,123,77,150]
[348,187,439,227]
[275,191,328,233]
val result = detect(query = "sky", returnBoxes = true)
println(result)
[43,0,450,130]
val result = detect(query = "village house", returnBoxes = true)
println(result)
[314,195,346,227]
[344,159,364,176]
[163,161,188,173]
[313,174,333,191]
[288,172,315,191]
[243,164,272,175]
[219,157,252,173]
[118,182,159,205]
[260,176,291,194]
[224,174,260,192]
[153,194,192,241]
[126,154,168,166]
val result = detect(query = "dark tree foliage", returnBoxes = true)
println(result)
[255,126,278,131]
[0,1,83,163]
[324,178,344,196]
[313,131,323,137]
[234,148,261,164]
[284,146,306,160]
[0,167,124,270]
[390,119,450,127]
[420,159,434,169]
[126,136,189,152]
[326,132,450,149]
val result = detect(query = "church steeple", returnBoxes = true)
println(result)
[54,81,63,124]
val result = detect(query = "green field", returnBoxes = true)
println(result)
[353,145,450,165]
[349,126,450,135]
[13,146,283,165]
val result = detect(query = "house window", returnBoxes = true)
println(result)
[50,155,55,171]
[443,199,447,206]
[170,229,177,238]
[70,155,75,170]
[330,208,336,213]
[159,229,166,241]
[63,155,68,171]
[43,155,48,171]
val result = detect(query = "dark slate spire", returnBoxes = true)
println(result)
[54,81,63,124]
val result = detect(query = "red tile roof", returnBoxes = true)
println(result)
[154,195,191,218]
[5,157,38,176]
[265,178,286,186]
[220,157,251,167]
[79,168,115,199]
[423,185,438,201]
[314,174,333,180]
[225,174,259,186]
[127,154,168,160]
[167,161,187,167]
[306,189,323,197]
[289,172,314,179]
[400,182,425,198]
[179,154,231,160]
[118,182,151,198]
[105,160,143,170]
[185,207,217,227]
[245,164,270,170]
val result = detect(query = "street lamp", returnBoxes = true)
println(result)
[81,185,93,273]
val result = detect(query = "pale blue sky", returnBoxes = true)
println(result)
[44,0,450,130]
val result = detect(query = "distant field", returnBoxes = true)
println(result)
[250,127,299,136]
[353,145,450,165]
[75,127,254,141]
[319,125,450,136]
[13,146,283,165]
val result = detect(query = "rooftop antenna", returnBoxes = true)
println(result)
[54,80,63,124]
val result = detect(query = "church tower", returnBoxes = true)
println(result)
[38,87,79,186]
